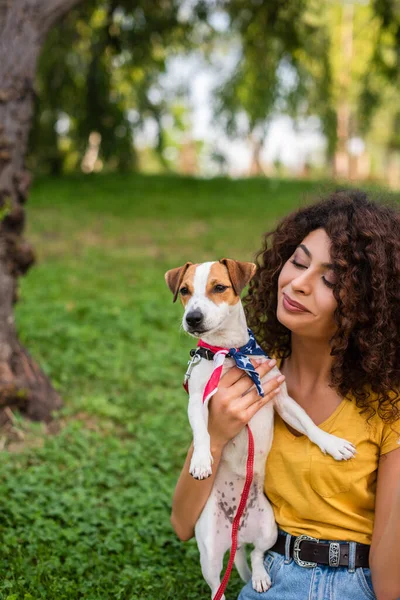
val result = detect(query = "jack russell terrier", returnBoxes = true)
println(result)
[165,258,356,600]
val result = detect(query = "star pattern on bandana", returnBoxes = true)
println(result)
[227,329,270,397]
[236,355,252,368]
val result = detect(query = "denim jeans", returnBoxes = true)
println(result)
[238,530,377,600]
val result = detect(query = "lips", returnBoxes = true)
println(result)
[282,293,310,313]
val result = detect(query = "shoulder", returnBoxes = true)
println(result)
[351,388,400,456]
[375,410,400,457]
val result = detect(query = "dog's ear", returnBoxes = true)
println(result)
[219,258,257,296]
[164,262,193,303]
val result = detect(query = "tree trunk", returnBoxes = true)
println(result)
[248,129,267,177]
[333,3,353,179]
[0,0,83,422]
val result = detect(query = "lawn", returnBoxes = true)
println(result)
[0,173,379,599]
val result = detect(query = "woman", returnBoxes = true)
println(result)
[170,190,400,600]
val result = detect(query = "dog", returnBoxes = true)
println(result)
[165,258,356,599]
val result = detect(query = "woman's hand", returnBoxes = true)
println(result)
[208,359,285,452]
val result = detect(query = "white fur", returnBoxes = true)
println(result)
[182,262,356,599]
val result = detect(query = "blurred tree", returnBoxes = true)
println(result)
[213,0,334,174]
[29,0,210,174]
[0,0,212,422]
[360,0,400,185]
[289,1,391,179]
[0,0,85,421]
[213,1,395,178]
[327,1,381,178]
[362,0,400,125]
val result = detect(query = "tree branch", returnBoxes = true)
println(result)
[37,0,85,32]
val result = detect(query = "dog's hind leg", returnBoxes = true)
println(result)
[198,536,228,600]
[234,545,251,582]
[244,488,278,593]
[250,545,272,593]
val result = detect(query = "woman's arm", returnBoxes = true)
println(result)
[170,359,283,541]
[170,440,224,541]
[370,446,400,600]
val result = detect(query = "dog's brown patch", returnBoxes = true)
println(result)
[164,262,194,303]
[219,258,256,296]
[178,263,199,306]
[206,262,240,305]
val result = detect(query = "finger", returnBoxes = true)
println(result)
[250,357,264,368]
[219,365,250,387]
[244,387,280,423]
[229,359,278,397]
[219,358,277,390]
[241,374,285,411]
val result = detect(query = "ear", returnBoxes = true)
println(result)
[219,258,257,296]
[164,262,193,303]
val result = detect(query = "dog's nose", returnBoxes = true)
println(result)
[186,310,204,328]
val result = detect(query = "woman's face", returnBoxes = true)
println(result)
[276,228,338,340]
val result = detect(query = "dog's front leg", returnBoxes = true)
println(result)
[188,393,214,479]
[274,383,356,461]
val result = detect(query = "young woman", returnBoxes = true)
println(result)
[170,190,400,600]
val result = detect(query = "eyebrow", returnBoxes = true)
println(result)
[209,279,229,285]
[297,244,334,269]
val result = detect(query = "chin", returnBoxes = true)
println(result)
[185,324,218,338]
[186,330,203,338]
[276,312,289,329]
[276,307,303,330]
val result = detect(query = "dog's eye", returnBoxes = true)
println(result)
[214,285,228,293]
[180,287,190,296]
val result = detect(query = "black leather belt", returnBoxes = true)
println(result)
[270,534,370,568]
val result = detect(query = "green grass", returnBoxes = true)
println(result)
[0,173,387,599]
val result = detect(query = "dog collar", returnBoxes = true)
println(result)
[189,347,215,361]
[183,328,269,399]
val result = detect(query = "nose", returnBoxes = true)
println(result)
[186,310,204,328]
[292,270,312,293]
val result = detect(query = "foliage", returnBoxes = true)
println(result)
[26,0,400,176]
[213,0,400,164]
[29,0,209,174]
[360,0,400,151]
[213,0,334,154]
[2,172,343,599]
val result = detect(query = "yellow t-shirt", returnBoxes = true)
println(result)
[264,356,400,545]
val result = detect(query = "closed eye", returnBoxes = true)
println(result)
[290,260,335,289]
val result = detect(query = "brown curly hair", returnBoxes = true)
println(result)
[243,189,400,424]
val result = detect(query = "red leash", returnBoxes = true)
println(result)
[213,424,255,600]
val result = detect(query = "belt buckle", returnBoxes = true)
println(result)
[328,542,340,567]
[293,534,318,568]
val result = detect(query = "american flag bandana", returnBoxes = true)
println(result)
[184,328,270,404]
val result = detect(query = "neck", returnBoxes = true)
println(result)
[199,301,249,348]
[285,334,334,390]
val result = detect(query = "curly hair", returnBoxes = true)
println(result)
[243,189,400,425]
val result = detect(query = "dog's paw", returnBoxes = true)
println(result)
[317,433,356,461]
[189,463,212,479]
[252,570,272,593]
[189,450,213,480]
